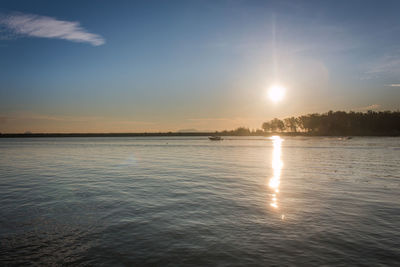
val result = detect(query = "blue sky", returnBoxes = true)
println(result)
[0,0,399,132]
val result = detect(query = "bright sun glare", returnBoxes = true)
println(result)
[268,85,286,103]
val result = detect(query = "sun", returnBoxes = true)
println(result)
[268,85,286,103]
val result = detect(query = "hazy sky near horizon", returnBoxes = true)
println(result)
[1,0,400,133]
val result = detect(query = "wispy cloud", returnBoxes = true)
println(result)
[0,12,105,46]
[364,49,400,78]
[385,83,400,87]
[355,104,381,111]
[366,57,400,74]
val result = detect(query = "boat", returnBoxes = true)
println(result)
[208,136,222,141]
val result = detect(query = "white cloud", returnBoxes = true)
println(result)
[385,84,400,87]
[355,104,381,111]
[0,12,105,46]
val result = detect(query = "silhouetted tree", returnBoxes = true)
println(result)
[262,110,400,136]
[284,117,298,132]
[234,127,251,136]
[262,122,272,132]
[270,118,285,132]
[254,129,264,135]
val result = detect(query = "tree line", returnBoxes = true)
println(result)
[261,110,400,135]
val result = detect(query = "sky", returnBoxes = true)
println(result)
[0,0,399,133]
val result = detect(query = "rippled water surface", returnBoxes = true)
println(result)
[1,137,399,265]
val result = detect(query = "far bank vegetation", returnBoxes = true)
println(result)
[218,110,400,136]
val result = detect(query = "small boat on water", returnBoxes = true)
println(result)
[208,136,222,141]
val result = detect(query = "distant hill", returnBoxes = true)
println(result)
[177,129,198,133]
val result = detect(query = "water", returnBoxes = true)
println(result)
[0,136,399,265]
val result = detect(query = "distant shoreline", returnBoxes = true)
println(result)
[1,132,399,138]
[2,110,399,138]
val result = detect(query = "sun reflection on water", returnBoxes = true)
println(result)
[268,136,284,215]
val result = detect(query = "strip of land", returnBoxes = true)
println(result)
[0,132,398,138]
[1,111,399,137]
